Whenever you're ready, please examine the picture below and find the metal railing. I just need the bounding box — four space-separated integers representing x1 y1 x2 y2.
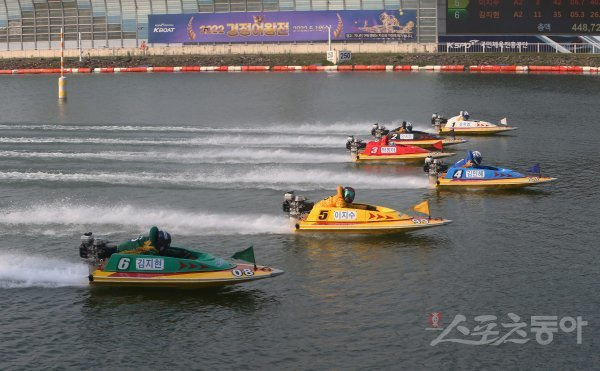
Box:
438 42 600 54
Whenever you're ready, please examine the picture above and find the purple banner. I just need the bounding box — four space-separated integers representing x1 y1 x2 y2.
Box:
148 10 416 43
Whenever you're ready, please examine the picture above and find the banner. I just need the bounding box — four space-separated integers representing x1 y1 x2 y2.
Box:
148 10 416 43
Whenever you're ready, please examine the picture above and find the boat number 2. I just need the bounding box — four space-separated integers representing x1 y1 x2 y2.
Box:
117 257 131 270
232 268 254 277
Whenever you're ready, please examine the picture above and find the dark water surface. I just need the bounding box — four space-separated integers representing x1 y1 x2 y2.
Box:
0 72 598 369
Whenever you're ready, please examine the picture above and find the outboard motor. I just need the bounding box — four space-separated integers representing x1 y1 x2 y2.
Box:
424 157 448 186
346 136 367 161
431 113 447 134
79 232 117 265
370 123 389 139
283 191 314 224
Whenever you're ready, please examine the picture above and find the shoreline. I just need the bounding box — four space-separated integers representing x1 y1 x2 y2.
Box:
1 53 599 70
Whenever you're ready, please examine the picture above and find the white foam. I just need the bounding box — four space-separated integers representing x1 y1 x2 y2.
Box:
0 135 344 148
0 148 348 164
0 253 89 288
0 168 428 190
0 204 290 236
0 122 431 134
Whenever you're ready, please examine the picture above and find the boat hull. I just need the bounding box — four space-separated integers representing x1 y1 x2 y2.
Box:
294 218 452 234
392 138 467 148
436 176 556 189
354 152 454 162
440 126 517 135
89 264 284 288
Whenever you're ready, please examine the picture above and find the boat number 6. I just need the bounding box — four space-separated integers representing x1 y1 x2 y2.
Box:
232 268 254 277
117 257 131 270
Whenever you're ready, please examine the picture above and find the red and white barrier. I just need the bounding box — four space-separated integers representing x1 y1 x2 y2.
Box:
1 65 598 75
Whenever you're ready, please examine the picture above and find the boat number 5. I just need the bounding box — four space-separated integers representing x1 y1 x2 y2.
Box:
117 257 131 270
232 268 254 277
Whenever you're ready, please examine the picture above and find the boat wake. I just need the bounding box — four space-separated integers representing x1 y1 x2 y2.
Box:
0 121 431 135
0 204 291 236
0 148 348 164
0 253 88 288
0 168 428 190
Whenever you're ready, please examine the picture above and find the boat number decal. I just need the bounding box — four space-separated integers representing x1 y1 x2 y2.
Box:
117 258 131 270
411 218 429 224
380 147 397 154
452 169 463 179
465 170 485 178
528 177 540 182
232 268 254 277
399 134 414 140
371 147 378 154
334 210 357 220
135 258 164 271
318 210 329 220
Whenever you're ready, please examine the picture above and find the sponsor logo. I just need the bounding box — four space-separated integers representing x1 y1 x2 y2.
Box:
380 146 397 154
334 210 357 220
465 170 485 178
135 258 165 271
153 23 175 32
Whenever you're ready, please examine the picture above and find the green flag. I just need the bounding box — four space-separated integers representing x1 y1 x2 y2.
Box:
231 246 256 269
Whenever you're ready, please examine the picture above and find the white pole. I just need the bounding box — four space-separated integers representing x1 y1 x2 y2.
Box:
58 27 67 100
78 32 82 62
327 25 331 51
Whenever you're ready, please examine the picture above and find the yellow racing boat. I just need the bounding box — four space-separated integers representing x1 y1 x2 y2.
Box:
432 112 517 135
282 189 451 234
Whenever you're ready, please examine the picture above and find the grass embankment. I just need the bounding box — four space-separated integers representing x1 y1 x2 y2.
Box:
1 53 600 69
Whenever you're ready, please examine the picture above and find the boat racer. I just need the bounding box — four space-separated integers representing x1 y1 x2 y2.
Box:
454 150 482 168
316 186 356 208
117 226 172 255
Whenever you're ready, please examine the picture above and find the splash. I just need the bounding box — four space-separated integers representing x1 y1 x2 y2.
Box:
0 134 345 148
0 253 89 288
0 204 291 236
0 148 348 164
0 168 428 190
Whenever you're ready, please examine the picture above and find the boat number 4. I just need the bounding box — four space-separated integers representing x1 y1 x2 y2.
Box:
232 268 254 277
117 257 131 270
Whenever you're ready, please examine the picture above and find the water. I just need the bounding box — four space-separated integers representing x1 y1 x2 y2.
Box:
0 72 598 369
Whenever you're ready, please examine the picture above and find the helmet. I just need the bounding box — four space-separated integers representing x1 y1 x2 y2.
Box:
343 187 355 203
406 122 413 132
471 151 482 165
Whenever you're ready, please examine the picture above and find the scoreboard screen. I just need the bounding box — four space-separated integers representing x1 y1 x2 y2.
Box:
447 0 600 35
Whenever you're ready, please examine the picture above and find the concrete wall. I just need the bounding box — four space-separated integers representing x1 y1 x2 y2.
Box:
0 42 437 59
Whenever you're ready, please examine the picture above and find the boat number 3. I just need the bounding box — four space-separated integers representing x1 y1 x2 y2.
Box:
117 257 131 270
318 210 329 220
371 147 378 154
232 268 254 277
411 218 429 224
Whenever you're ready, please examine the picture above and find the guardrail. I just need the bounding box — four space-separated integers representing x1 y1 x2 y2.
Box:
438 42 600 54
